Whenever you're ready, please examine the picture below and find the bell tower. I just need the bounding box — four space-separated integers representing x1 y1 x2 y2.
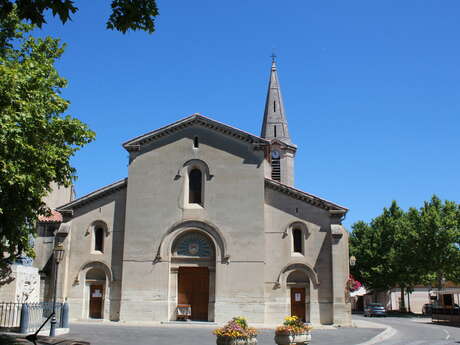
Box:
261 56 297 186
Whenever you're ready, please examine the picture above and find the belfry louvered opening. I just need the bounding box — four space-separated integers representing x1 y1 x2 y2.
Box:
271 158 281 181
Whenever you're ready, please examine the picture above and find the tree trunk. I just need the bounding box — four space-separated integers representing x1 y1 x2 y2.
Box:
437 274 443 291
400 287 406 312
407 291 411 313
436 273 443 306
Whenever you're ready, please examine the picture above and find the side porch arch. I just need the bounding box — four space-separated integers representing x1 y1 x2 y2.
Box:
275 262 321 324
74 261 113 320
276 262 320 289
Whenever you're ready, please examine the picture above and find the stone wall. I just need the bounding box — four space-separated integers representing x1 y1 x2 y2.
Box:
0 265 40 303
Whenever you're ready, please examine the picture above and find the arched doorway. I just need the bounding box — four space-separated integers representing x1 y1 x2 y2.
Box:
86 268 106 319
287 270 310 322
171 231 215 321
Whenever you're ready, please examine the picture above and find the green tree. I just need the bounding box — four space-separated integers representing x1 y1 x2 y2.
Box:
350 219 394 293
416 196 460 289
350 197 460 311
350 201 426 311
0 10 95 270
373 202 424 311
0 0 159 33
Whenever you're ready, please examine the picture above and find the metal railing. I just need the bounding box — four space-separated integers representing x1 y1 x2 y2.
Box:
28 302 62 332
432 307 460 324
432 307 460 315
0 302 68 333
0 302 22 331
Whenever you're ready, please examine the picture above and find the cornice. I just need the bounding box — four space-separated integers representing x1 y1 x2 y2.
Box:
56 178 127 212
265 178 348 212
269 139 297 153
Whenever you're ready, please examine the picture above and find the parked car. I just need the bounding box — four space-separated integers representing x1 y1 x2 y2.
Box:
422 303 434 315
364 303 386 317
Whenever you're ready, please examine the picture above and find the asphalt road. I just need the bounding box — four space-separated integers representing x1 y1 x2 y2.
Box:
65 322 381 345
354 314 460 345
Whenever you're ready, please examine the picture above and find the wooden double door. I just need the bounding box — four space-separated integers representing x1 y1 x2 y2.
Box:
178 267 209 321
291 288 306 322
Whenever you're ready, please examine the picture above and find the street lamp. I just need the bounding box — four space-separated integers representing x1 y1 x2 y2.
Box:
349 256 356 267
50 242 65 337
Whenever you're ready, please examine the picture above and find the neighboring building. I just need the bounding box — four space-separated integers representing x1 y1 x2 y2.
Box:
353 283 460 314
42 182 75 211
388 284 460 313
34 60 351 326
0 183 73 304
35 183 74 302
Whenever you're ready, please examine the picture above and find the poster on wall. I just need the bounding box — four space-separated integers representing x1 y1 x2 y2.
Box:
92 289 102 298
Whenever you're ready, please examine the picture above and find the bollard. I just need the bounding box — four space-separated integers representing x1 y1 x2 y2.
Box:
60 302 69 328
19 303 30 334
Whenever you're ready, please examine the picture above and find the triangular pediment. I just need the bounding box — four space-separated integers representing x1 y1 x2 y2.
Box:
123 114 269 152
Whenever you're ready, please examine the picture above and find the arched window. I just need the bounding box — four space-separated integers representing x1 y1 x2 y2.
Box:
293 228 303 254
189 169 202 205
172 232 214 258
94 227 104 252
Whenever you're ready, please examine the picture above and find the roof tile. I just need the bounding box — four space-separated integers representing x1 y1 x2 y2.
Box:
38 210 63 223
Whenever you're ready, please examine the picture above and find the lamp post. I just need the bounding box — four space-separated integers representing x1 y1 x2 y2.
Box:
348 256 358 309
50 242 65 337
349 256 356 267
441 276 446 307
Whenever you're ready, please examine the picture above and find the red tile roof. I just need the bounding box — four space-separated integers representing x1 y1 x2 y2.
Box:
38 210 63 223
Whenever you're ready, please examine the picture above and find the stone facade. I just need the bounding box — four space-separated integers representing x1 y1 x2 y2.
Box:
34 61 351 326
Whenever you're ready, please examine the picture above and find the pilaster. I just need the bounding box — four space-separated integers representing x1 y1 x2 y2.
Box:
309 279 320 324
330 217 352 326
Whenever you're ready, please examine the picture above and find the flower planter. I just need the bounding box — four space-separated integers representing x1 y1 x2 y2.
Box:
274 334 294 345
213 317 258 345
293 332 311 344
216 336 257 345
274 332 311 345
274 316 312 345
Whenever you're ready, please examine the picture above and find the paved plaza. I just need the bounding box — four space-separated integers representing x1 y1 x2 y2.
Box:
10 315 460 345
64 322 382 345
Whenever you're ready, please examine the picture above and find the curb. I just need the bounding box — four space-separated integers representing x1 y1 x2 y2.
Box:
355 324 396 345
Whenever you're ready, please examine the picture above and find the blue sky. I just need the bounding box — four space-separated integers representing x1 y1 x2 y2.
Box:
36 1 460 228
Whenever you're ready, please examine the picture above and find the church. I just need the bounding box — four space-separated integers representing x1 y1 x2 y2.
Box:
35 60 352 326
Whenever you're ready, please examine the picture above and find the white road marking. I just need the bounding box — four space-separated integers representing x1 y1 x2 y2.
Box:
443 329 450 340
355 325 397 345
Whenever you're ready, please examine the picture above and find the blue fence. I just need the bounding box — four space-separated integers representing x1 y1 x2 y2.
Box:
0 302 69 333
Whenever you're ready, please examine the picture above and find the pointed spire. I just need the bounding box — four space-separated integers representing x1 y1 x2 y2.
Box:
261 56 292 144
